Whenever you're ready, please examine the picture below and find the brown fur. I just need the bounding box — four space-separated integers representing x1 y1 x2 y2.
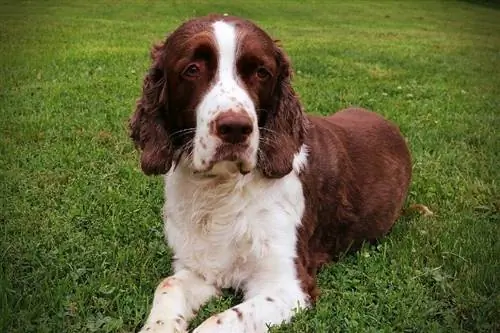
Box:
296 110 412 300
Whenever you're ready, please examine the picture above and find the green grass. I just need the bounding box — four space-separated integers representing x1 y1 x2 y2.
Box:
1 1 499 332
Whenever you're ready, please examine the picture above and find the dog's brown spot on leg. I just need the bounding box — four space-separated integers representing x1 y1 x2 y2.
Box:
161 277 176 288
232 307 243 320
266 296 274 302
216 317 222 325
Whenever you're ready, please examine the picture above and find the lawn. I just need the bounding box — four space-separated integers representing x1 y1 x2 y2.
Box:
1 0 499 332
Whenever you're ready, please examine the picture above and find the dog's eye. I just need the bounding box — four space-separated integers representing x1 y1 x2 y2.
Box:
183 64 201 78
255 67 271 80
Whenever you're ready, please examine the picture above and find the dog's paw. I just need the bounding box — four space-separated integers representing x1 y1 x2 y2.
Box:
138 317 187 333
193 308 255 333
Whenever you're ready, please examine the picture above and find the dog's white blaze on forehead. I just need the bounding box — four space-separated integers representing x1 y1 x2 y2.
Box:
212 21 237 84
204 20 254 113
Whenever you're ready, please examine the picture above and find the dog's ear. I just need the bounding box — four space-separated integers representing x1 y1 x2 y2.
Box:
130 43 173 175
257 43 307 178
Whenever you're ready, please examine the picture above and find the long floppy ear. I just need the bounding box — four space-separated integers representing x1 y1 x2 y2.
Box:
257 43 307 178
130 43 173 175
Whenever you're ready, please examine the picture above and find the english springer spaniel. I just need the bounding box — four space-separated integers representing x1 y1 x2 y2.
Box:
130 14 411 333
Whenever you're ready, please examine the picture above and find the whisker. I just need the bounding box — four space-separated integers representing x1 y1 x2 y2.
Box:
169 127 196 138
258 138 275 147
169 128 196 140
258 127 280 136
172 128 196 135
258 136 274 143
259 135 277 144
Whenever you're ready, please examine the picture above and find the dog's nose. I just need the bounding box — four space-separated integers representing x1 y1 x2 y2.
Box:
214 111 253 144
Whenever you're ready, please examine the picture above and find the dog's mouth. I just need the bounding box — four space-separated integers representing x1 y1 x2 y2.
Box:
192 161 252 177
193 144 255 176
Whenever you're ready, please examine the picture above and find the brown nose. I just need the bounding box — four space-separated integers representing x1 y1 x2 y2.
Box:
214 111 253 144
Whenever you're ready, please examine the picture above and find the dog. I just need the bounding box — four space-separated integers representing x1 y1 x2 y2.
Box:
130 14 411 333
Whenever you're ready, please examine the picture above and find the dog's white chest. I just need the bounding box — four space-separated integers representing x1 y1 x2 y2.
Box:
162 168 305 288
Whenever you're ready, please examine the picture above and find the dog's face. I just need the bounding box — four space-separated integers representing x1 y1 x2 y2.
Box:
130 15 305 177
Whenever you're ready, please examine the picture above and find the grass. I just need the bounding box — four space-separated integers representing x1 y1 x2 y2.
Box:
1 0 499 332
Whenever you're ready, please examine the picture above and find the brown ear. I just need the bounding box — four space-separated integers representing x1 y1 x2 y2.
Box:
257 44 307 178
130 43 173 175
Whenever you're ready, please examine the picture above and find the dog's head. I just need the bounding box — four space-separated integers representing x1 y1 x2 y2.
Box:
130 15 306 178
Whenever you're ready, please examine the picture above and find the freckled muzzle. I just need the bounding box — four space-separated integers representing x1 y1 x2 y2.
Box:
204 109 257 175
193 107 258 175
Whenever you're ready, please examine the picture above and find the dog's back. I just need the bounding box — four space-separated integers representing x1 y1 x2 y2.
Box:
326 108 412 212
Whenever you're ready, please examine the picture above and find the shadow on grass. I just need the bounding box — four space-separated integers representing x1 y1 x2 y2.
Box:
459 0 500 10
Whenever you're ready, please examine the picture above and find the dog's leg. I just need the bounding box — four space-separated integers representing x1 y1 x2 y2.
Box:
139 269 220 333
193 275 307 333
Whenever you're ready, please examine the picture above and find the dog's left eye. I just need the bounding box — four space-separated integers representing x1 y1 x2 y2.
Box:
255 66 271 80
183 64 201 78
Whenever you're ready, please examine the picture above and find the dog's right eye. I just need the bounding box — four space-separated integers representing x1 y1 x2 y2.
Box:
182 64 201 79
255 66 271 81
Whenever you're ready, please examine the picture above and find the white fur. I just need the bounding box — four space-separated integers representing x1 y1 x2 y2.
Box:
293 144 309 173
192 21 259 173
139 145 309 333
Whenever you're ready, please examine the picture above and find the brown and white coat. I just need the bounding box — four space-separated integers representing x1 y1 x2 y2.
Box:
130 15 411 333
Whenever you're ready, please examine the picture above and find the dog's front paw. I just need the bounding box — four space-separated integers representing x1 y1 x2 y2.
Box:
138 317 187 333
193 307 256 333
192 315 226 333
